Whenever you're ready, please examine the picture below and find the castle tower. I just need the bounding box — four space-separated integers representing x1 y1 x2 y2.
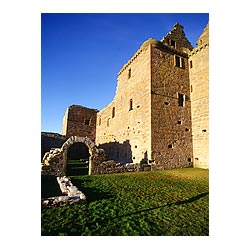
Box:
150 22 193 167
95 23 194 168
189 24 209 168
62 105 98 141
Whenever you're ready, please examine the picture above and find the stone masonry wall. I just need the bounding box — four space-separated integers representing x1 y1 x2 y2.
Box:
62 105 98 141
41 132 66 161
41 136 106 176
150 27 193 168
96 39 152 164
189 24 209 168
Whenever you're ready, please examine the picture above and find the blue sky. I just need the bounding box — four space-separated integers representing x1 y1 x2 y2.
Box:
41 13 209 133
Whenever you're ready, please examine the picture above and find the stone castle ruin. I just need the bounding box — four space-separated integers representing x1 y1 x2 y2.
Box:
42 22 209 176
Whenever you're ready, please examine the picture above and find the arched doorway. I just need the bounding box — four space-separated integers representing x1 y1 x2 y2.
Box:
66 142 90 176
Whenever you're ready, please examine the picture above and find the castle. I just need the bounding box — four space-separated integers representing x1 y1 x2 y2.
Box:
61 22 209 169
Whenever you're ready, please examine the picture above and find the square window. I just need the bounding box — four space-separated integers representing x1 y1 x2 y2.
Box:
85 119 90 125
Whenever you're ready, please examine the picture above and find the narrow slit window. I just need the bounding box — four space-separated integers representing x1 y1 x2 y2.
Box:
190 60 193 69
178 93 185 107
112 107 115 118
107 118 110 127
129 98 133 111
99 117 101 126
128 68 131 79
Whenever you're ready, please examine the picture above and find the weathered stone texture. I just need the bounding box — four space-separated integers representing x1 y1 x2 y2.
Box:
95 40 152 164
41 132 66 161
41 176 87 207
189 24 209 168
62 105 98 141
41 136 107 176
150 33 193 168
57 22 209 171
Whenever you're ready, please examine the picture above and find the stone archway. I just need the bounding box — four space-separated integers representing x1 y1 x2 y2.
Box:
61 136 96 176
41 136 107 176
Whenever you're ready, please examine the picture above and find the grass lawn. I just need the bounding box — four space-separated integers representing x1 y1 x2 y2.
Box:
41 168 209 236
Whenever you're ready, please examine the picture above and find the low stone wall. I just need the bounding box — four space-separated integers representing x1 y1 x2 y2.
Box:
91 161 190 175
41 176 87 208
91 161 157 175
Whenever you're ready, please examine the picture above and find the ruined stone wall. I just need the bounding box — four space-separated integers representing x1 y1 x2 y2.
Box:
41 132 66 161
150 41 193 168
96 40 152 164
41 136 107 176
62 105 98 141
189 24 209 169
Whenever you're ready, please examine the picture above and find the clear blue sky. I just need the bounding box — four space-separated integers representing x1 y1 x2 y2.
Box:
41 13 209 134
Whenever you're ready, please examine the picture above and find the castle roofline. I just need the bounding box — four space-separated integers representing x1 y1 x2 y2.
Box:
118 38 159 76
68 104 99 112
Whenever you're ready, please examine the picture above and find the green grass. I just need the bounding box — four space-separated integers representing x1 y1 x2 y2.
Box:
41 168 209 236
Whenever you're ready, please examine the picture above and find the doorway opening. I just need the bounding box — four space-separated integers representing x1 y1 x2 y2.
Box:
66 142 90 176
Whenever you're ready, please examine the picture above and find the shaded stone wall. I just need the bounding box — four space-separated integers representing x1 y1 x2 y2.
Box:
189 24 209 168
62 105 98 141
96 40 152 164
41 132 66 161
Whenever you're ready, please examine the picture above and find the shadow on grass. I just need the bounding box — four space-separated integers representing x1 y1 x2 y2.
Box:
70 178 114 203
41 175 63 198
87 192 209 226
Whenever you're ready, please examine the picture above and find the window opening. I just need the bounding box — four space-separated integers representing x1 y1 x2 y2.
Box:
170 40 176 48
178 93 184 107
112 107 115 118
107 118 110 127
175 55 181 67
129 98 133 111
175 55 185 68
168 144 173 149
190 60 193 69
128 68 131 79
85 119 90 125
